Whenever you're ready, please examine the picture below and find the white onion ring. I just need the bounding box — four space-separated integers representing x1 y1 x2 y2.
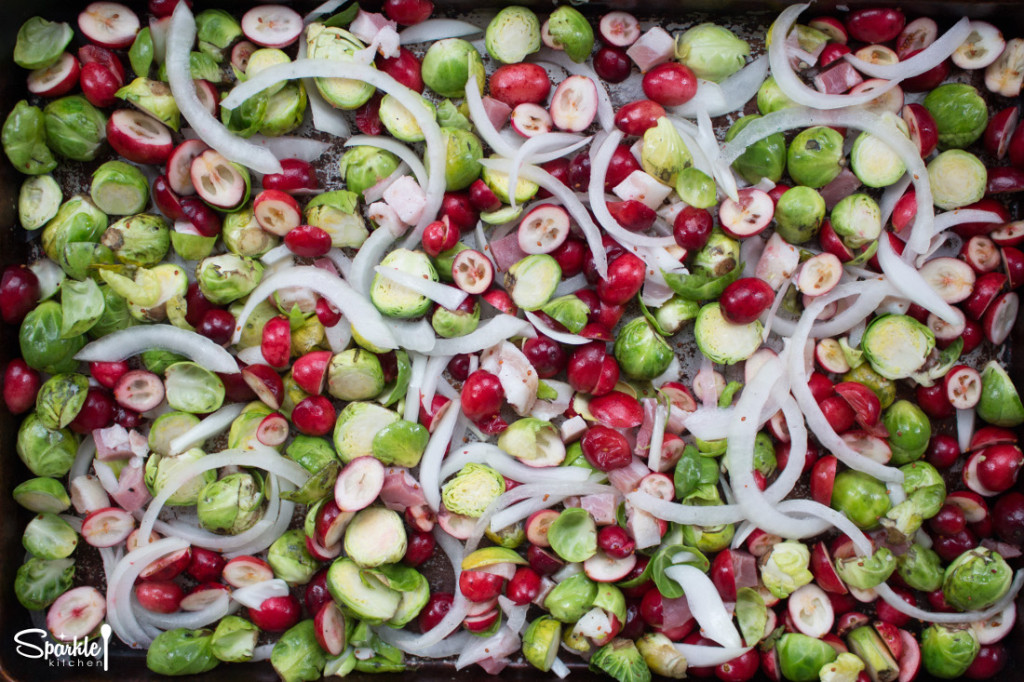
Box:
168 403 245 455
231 578 290 609
399 18 482 44
134 591 232 630
625 491 746 526
439 442 592 484
844 17 971 79
524 310 592 346
508 133 589 209
108 537 189 647
374 265 468 310
420 396 462 512
674 644 754 667
877 234 962 325
76 325 239 373
664 564 743 647
427 314 535 356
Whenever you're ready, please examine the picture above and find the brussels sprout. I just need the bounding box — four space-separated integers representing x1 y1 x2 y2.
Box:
927 150 987 210
820 652 865 682
651 296 699 335
90 161 149 216
269 620 326 682
261 83 308 137
546 507 597 562
642 117 693 187
694 302 763 365
371 249 438 319
344 507 407 568
942 547 1012 611
846 626 898 682
378 93 436 143
436 99 472 131
19 301 85 374
614 317 674 380
497 417 565 467
861 314 935 380
843 363 895 409
284 435 336 475
761 541 813 599
831 470 890 530
674 23 750 82
537 295 587 334
921 624 979 679
338 146 401 197
441 463 506 518
128 25 154 77
347 621 405 673
757 76 797 115
303 190 366 249
546 7 595 63
485 7 541 65
326 349 385 401
441 127 484 191
635 632 687 678
334 402 400 462
506 254 561 311
90 285 133 337
523 615 562 672
674 167 717 208
210 615 258 663
13 477 71 514
219 205 276 257
19 175 62 230
14 17 72 69
197 472 265 535
482 161 539 204
306 23 375 110
884 462 945 540
694 229 740 277
787 126 845 189
683 522 735 554
23 512 77 560
589 638 652 682
149 411 201 456
35 373 89 430
145 448 216 506
326 557 401 623
164 362 225 414
897 543 945 592
14 557 74 610
977 360 1024 426
545 573 598 623
3 101 57 176
835 547 897 589
221 92 268 138
368 563 427 627
432 300 480 338
102 213 171 268
155 50 224 83
196 9 243 59
851 127 907 188
883 400 931 466
17 412 77 478
246 48 291 93
772 185 826 244
143 348 187 375
60 278 104 338
115 78 180 131
827 196 880 252
197 254 264 305
776 633 838 682
726 115 786 185
147 628 219 676
372 420 429 467
267 528 321 585
923 84 988 149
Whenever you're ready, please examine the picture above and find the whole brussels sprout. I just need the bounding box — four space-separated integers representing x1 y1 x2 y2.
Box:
306 23 375 110
261 83 308 137
431 300 480 338
211 615 259 663
441 463 506 517
35 373 89 429
761 541 814 599
42 195 108 267
327 349 385 401
774 186 826 244
338 146 401 197
831 193 881 249
422 39 486 99
195 9 242 58
942 547 1013 611
91 161 150 216
42 96 106 161
694 229 740 277
17 412 78 478
923 84 988 149
145 448 217 506
343 507 407 567
19 175 61 232
304 190 368 248
197 254 264 305
921 624 979 679
15 557 74 610
370 249 438 319
614 317 674 381
897 543 945 592
442 127 483 190
787 126 845 188
334 402 400 462
977 360 1024 427
14 17 72 69
3 101 56 175
883 400 931 466
674 23 750 82
544 573 598 623
102 214 171 267
147 628 219 676
683 522 735 554
776 633 838 682
272 620 327 682
197 472 265 534
589 639 651 682
642 117 693 187
546 7 595 63
485 7 541 65
726 115 786 185
831 470 890 529
268 529 321 585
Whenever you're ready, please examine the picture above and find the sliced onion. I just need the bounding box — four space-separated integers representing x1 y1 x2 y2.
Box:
669 118 714 177
388 318 437 355
551 657 571 679
957 407 976 453
76 325 239 373
671 58 768 118
375 266 468 310
498 596 528 634
764 392 808 504
419 353 452 408
304 0 346 23
875 572 1024 624
135 591 232 630
626 491 745 526
879 175 913 226
674 644 754 668
246 134 332 163
296 38 351 138
231 578 290 609
261 244 293 266
405 350 428 423
108 537 190 647
589 132 678 249
169 403 245 455
224 478 296 559
473 482 615 549
663 565 742 647
524 310 591 345
427 314 535 356
508 133 589 209
877 234 962 325
455 625 520 670
777 499 874 555
440 442 592 484
553 273 589 298
768 277 893 339
351 222 402 296
646 403 668 473
98 546 122 588
930 208 1004 239
346 135 428 189
399 18 482 44
231 265 398 350
324 248 354 280
845 17 971 79
464 73 518 158
70 437 97 481
680 405 734 441
420 396 461 512
376 628 475 658
168 4 281 174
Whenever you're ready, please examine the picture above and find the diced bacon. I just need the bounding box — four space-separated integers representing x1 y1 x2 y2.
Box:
560 415 587 443
488 232 528 272
312 258 340 276
634 399 658 456
819 167 863 210
580 493 618 525
626 27 675 73
813 61 864 95
733 549 760 590
93 425 134 461
481 96 512 131
981 538 1023 559
111 457 151 512
608 456 652 494
128 430 149 459
479 657 510 675
661 595 694 630
613 170 674 210
367 201 406 237
349 10 398 45
383 176 428 225
563 496 581 509
380 467 428 512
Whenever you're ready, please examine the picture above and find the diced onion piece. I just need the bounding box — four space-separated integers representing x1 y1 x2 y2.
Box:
169 403 245 455
346 135 428 190
399 18 482 44
844 17 971 79
167 4 282 174
674 644 754 668
551 657 571 679
108 537 189 647
76 325 239 373
876 235 962 325
375 266 468 310
663 564 743 648
427 314 536 356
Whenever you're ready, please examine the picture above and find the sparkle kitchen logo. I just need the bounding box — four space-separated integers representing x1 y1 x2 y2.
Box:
14 623 112 670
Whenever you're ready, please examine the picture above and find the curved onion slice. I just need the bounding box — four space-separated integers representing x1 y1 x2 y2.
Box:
931 208 1004 238
768 278 893 340
388 318 437 356
480 482 616 540
399 18 482 44
455 625 520 670
225 478 296 559
108 537 190 647
168 4 282 174
230 265 398 350
296 38 351 138
626 491 745 526
464 73 519 158
420 397 461 512
375 628 475 658
440 442 592 484
508 133 589 209
764 392 808 504
420 353 452 407
674 644 754 668
427 314 536 356
524 310 592 345
169 403 245 455
245 134 331 163
876 235 962 325
70 437 97 482
845 17 971 79
351 223 402 296
777 499 875 555
374 266 468 310
76 325 239 373
769 4 902 110
646 404 668 473
679 56 768 118
663 564 743 647
721 106 934 256
134 591 232 630
875 572 1024 624
346 135 428 189
231 578 290 609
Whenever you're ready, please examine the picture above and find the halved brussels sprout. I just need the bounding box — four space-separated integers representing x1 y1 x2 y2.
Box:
334 402 400 462
375 564 429 627
642 117 693 187
327 349 385 401
977 360 1024 427
271 620 327 682
548 507 598 562
371 420 429 467
222 92 268 138
35 373 88 430
145 448 217 506
942 547 1013 611
726 115 786 185
261 83 308 137
761 540 813 599
223 205 279 257
776 633 838 682
14 17 72 70
3 101 56 176
861 314 935 380
304 190 368 248
835 548 897 589
442 463 506 517
195 8 242 58
13 477 71 514
370 249 438 319
165 362 225 414
482 159 540 205
831 193 881 249
380 93 437 143
149 411 201 456
15 556 74 610
211 615 259 663
17 412 78 478
432 300 480 338
498 418 565 467
306 23 375 110
851 126 907 188
674 167 717 209
506 255 561 311
485 7 541 65
927 150 988 211
614 317 674 381
60 278 104 338
546 7 595 63
197 254 264 305
757 76 797 115
544 573 598 623
344 507 407 568
197 472 265 534
116 78 179 131
523 616 562 672
674 23 750 82
327 557 401 624
147 628 220 676
23 512 78 560
268 529 321 585
636 632 687 678
19 175 62 230
91 161 150 216
694 302 763 365
338 146 401 197
246 48 291 94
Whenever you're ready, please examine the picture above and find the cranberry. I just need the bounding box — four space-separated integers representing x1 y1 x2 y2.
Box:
874 585 914 627
639 588 666 626
468 179 501 213
3 359 41 415
593 45 632 83
807 373 834 402
581 425 633 471
291 395 337 436
112 404 142 430
606 145 642 191
961 317 984 354
528 544 564 575
445 354 470 381
642 62 698 106
135 581 184 614
262 158 318 194
315 297 342 328
597 253 646 306
187 547 226 583
440 191 478 232
148 0 191 17
421 219 460 257
284 224 332 258
916 383 955 420
976 444 1024 492
966 644 1008 678
597 525 635 558
845 8 905 43
925 434 961 469
460 370 504 421
566 154 592 194
522 336 568 379
932 529 977 562
820 42 852 67
673 206 714 251
819 395 856 433
506 566 542 605
0 266 40 324
620 599 645 640
305 569 332 615
419 592 454 632
249 594 301 632
551 237 586 277
404 530 435 567
69 388 115 433
377 47 424 93
196 309 236 346
567 342 620 396
184 281 219 328
719 277 775 324
79 62 120 107
928 503 967 536
383 0 433 25
993 491 1024 545
541 158 571 192
715 649 760 682
355 94 384 135
615 100 667 136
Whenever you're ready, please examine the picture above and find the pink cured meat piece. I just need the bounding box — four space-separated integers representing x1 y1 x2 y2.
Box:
634 399 658 457
608 456 652 494
819 167 863 210
380 467 428 512
489 232 529 271
111 458 151 512
93 424 134 461
813 61 865 95
626 27 675 73
732 549 760 590
580 493 618 525
349 10 398 45
482 96 512 131
661 595 694 630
